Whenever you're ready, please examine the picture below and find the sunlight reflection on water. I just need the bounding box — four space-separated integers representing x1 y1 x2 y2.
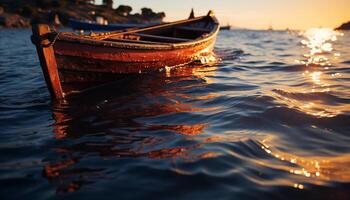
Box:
298 28 342 66
266 28 350 190
1 29 350 199
280 28 347 117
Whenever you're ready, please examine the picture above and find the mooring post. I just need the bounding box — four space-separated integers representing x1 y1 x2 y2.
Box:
32 24 64 100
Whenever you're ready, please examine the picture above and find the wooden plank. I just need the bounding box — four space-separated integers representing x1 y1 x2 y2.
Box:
32 24 64 100
133 33 190 43
176 26 211 32
105 37 171 45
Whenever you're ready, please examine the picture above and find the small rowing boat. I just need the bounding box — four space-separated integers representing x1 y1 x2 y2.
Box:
31 10 219 100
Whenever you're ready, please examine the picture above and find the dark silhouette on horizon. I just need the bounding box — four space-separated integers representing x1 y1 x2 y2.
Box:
336 21 350 30
0 0 165 28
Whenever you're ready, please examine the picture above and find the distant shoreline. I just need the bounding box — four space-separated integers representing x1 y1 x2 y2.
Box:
0 0 165 29
336 21 350 30
1 1 349 31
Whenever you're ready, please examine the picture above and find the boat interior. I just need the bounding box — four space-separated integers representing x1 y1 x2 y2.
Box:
100 16 218 44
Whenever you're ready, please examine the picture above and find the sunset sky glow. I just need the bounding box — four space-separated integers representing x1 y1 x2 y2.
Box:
97 0 350 30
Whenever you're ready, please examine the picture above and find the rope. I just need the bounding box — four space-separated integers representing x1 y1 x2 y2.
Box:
31 30 60 48
41 32 60 48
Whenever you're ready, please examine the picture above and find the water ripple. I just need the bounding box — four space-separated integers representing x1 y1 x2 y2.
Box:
1 29 350 199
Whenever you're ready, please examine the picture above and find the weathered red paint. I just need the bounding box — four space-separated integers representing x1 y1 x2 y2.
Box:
32 12 219 98
32 24 64 99
54 39 215 74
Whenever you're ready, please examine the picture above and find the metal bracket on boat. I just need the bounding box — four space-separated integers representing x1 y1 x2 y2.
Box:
31 31 59 48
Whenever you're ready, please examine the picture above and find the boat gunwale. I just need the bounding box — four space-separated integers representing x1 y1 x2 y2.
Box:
57 15 220 50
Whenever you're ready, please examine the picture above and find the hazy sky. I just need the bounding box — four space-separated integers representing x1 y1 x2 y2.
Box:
97 0 349 30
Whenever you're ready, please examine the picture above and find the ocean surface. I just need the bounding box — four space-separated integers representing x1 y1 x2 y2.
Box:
0 28 349 200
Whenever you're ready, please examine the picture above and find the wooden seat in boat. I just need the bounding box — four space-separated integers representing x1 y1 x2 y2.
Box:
175 26 211 33
106 37 170 45
132 33 190 43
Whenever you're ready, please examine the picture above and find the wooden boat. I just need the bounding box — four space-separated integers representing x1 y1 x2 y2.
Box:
68 18 153 31
31 11 219 100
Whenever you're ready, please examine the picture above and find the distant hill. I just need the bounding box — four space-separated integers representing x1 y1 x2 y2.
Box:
336 21 350 30
0 0 165 28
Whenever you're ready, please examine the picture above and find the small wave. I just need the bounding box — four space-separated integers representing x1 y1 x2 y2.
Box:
272 89 350 105
273 64 308 72
242 60 266 65
269 61 287 65
216 65 249 72
277 54 294 57
214 48 244 60
207 83 259 92
240 64 318 72
261 106 350 128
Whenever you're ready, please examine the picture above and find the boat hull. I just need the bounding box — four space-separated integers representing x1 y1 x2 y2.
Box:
32 11 220 99
54 38 216 74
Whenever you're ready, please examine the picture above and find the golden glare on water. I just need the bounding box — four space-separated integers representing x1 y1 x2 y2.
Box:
299 28 342 66
272 28 349 118
263 28 349 187
260 138 350 186
310 71 322 85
